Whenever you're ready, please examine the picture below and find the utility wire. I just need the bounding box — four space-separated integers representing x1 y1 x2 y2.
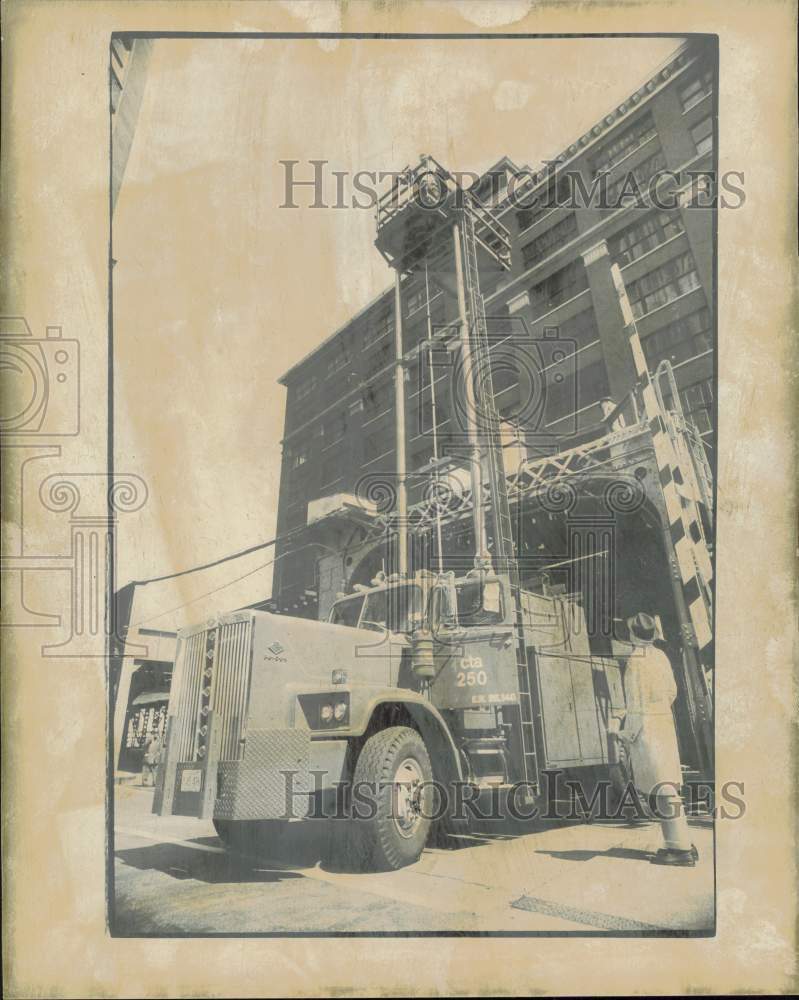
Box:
129 535 331 628
130 556 279 629
127 524 308 588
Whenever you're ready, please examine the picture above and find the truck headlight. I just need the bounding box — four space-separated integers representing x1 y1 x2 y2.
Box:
302 693 350 728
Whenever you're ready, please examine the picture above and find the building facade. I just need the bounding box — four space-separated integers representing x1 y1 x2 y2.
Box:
273 38 716 620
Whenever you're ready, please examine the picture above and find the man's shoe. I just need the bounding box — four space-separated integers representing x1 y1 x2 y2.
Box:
651 844 698 867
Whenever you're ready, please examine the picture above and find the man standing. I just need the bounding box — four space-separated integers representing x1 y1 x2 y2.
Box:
141 732 163 787
620 612 698 867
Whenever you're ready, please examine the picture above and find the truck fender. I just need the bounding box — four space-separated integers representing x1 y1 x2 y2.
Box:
404 701 464 784
356 694 464 783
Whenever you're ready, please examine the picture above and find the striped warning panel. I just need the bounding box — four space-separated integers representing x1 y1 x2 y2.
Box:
645 384 711 648
612 265 713 651
640 363 713 650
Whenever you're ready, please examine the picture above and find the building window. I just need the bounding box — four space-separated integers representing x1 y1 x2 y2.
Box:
416 391 434 433
626 251 701 318
324 412 346 446
405 300 446 356
492 366 519 396
406 285 441 317
555 306 599 346
321 455 343 488
290 444 309 469
590 113 657 176
364 311 393 349
326 349 350 377
294 374 318 403
679 379 713 435
514 170 570 229
691 116 713 156
529 259 589 315
609 210 684 266
520 213 578 270
680 68 713 111
363 380 390 420
365 342 392 379
641 306 712 367
575 358 610 410
406 288 426 315
285 502 307 529
605 148 667 208
365 429 390 463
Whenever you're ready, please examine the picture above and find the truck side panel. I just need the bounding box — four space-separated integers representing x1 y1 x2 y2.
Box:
529 651 623 769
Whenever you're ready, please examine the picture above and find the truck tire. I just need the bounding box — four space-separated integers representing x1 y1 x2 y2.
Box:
350 726 433 871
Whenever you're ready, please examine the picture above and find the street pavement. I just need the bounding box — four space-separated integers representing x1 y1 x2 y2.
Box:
113 783 714 935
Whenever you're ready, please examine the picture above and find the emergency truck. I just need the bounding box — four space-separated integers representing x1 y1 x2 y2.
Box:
153 157 712 870
153 568 626 870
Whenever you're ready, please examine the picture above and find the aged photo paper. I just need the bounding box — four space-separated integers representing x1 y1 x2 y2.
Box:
2 0 796 996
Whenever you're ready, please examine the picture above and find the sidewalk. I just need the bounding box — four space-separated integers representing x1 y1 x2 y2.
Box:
114 784 714 933
114 770 142 786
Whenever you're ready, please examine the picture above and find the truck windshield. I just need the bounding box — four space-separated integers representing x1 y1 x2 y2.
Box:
361 585 423 634
329 594 364 628
456 580 504 627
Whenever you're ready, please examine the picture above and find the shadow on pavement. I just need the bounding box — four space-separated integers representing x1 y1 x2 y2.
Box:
116 809 698 882
535 846 655 863
115 839 305 884
213 812 615 875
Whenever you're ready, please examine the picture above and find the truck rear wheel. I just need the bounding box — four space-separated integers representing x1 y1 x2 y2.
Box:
350 726 433 871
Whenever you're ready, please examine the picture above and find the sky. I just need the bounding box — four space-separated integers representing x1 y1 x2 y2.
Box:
113 34 683 592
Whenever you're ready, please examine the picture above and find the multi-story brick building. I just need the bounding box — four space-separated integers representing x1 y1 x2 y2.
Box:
273 37 716 624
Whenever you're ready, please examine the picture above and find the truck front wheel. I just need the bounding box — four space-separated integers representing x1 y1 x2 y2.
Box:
350 726 433 871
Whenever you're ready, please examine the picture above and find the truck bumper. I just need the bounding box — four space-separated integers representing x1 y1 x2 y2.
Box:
154 729 349 821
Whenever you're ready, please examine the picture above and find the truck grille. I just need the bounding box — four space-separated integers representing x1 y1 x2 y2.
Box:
169 613 254 763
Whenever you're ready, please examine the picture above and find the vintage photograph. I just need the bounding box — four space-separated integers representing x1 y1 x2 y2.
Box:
109 31 719 936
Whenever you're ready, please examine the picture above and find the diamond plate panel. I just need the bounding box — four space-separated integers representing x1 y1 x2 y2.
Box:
511 895 664 932
214 729 312 820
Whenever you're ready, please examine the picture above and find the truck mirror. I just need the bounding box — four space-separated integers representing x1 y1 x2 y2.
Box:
483 579 501 614
431 576 457 628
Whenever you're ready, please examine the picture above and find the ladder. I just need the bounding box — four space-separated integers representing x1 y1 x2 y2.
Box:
460 204 541 795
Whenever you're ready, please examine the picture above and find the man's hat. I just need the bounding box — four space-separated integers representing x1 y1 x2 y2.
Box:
627 612 657 644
